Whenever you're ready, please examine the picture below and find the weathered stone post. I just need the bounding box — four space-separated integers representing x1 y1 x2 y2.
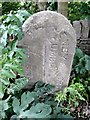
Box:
21 11 76 91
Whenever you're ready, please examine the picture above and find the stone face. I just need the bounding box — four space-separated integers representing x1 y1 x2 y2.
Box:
21 11 76 90
73 21 81 40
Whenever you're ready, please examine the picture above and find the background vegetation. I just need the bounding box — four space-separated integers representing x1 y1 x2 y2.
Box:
1 1 90 21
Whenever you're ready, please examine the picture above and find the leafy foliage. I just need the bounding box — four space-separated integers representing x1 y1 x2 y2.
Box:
70 48 90 101
19 1 38 14
0 81 74 119
12 92 35 118
57 83 84 100
55 83 89 118
2 1 38 15
68 2 90 21
56 83 86 105
12 92 52 118
0 11 30 47
72 48 90 74
2 2 21 15
0 10 30 97
0 10 30 119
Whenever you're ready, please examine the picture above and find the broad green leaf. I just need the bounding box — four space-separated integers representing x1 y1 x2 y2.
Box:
0 111 6 119
12 91 34 115
74 101 79 107
10 115 18 120
16 48 26 61
0 92 4 99
12 97 20 114
28 103 52 118
79 95 85 101
20 92 34 110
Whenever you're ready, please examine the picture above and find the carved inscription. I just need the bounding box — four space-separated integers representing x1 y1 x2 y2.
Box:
43 38 57 82
43 38 64 86
60 31 72 60
43 31 72 87
49 38 58 70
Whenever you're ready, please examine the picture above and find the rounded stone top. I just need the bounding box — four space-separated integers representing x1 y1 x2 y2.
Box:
22 10 76 41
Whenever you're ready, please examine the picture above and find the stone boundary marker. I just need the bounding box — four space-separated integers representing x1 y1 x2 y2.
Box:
73 20 90 55
73 20 89 40
21 11 76 90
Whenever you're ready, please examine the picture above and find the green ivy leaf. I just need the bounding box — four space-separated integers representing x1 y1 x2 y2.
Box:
16 10 30 23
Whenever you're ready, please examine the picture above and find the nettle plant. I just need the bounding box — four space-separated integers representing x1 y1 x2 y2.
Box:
0 10 30 119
